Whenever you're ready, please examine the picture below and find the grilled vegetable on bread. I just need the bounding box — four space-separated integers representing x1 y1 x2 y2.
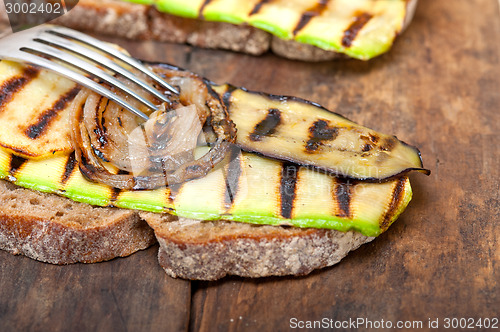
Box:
52 0 418 61
0 56 428 278
0 60 426 237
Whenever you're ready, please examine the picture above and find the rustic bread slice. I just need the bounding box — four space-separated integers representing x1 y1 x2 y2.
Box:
53 0 150 39
2 0 417 60
0 1 8 35
142 213 373 280
52 0 417 61
148 8 271 55
0 180 156 264
0 175 373 279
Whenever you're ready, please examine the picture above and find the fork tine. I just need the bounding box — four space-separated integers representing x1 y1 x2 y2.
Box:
47 25 179 95
36 32 171 104
23 40 159 113
8 51 149 120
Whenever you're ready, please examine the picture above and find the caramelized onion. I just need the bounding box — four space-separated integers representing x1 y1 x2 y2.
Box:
70 66 236 190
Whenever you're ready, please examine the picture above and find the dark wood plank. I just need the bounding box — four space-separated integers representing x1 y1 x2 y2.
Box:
187 0 500 330
0 245 191 332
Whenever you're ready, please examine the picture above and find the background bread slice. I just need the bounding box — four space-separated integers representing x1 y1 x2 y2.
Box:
148 8 271 55
271 38 346 62
1 0 418 60
53 0 150 40
52 0 418 61
143 214 373 280
0 180 156 264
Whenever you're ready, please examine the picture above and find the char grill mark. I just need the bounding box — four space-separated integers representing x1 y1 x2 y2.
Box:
224 146 243 211
24 87 81 139
110 187 122 202
198 0 213 18
9 154 28 177
360 133 379 153
249 0 272 15
293 0 330 36
369 134 379 144
380 137 397 152
111 170 131 200
100 99 110 133
280 162 298 219
61 152 77 185
380 177 407 230
167 184 182 206
78 154 98 180
93 97 108 148
0 67 39 112
342 12 373 47
334 177 353 218
249 108 282 142
305 119 339 153
222 85 237 113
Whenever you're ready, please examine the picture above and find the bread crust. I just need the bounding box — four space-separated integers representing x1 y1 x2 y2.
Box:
0 180 156 264
143 215 373 280
53 0 150 39
53 0 418 61
148 9 270 55
271 37 345 62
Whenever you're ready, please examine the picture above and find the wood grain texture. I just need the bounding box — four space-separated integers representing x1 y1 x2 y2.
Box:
0 0 498 331
0 246 191 332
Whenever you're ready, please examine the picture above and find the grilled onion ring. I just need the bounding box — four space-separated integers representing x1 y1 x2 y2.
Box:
70 66 236 190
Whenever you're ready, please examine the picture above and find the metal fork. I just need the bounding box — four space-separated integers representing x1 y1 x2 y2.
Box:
0 25 179 120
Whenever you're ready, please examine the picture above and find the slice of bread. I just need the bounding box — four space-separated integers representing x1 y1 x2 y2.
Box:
0 178 373 279
1 0 418 60
52 0 418 61
0 180 156 264
53 0 271 56
142 214 373 280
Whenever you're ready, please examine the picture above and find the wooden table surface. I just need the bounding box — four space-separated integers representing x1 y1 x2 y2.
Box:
0 0 498 331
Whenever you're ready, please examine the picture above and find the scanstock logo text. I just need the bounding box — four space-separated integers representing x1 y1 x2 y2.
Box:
3 0 79 32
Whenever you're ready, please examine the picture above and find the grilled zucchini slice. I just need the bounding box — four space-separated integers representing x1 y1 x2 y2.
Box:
216 85 428 181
